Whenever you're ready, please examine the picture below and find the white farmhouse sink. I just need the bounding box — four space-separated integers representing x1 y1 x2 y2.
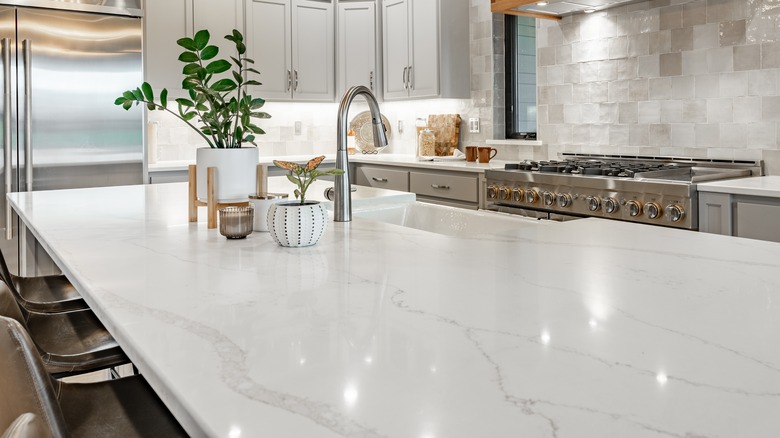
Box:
353 201 548 237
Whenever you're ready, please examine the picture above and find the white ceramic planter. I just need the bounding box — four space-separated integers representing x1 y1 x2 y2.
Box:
268 201 327 247
196 147 259 203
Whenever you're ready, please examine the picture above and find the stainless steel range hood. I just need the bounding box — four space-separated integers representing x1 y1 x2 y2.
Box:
492 0 644 20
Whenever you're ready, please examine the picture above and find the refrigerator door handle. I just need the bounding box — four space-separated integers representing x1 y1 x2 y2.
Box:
3 38 11 240
23 39 31 193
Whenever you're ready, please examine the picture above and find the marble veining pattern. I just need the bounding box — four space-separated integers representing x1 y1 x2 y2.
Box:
8 183 780 437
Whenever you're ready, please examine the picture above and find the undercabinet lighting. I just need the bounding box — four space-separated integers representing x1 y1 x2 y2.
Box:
584 8 596 13
537 1 548 5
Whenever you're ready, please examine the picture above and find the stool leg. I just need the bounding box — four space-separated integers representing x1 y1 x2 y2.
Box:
188 165 198 222
207 167 217 229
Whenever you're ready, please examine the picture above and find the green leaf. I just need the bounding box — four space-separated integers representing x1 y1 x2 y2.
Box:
182 77 198 90
160 88 168 108
176 37 197 51
178 51 199 63
236 42 246 55
230 56 242 68
183 111 197 121
114 97 127 105
248 125 265 135
232 29 243 42
245 67 260 75
232 71 244 84
131 88 144 100
175 98 195 107
244 134 255 143
294 189 301 200
122 91 135 100
200 45 219 61
250 111 271 119
286 174 301 186
189 89 197 100
122 100 132 110
182 63 202 75
244 80 261 87
147 102 156 111
211 79 237 92
194 30 210 50
196 103 208 112
206 59 231 74
250 98 265 109
141 82 154 101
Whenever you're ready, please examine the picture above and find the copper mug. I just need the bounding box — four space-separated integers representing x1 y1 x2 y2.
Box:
477 147 498 163
465 146 478 162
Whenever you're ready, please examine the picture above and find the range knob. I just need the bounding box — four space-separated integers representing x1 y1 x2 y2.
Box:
542 191 556 206
487 185 498 199
499 186 512 200
525 189 539 204
646 202 662 219
557 193 573 208
627 200 643 217
666 204 685 222
512 188 524 202
586 195 601 212
604 197 619 214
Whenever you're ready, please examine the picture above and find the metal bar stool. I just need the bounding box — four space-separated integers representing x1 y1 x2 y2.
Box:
0 282 128 378
0 248 87 313
0 316 187 437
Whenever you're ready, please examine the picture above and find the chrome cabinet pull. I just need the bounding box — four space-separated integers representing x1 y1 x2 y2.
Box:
293 70 299 92
431 184 450 190
286 69 292 92
402 67 408 90
369 70 374 91
23 40 32 193
408 65 413 90
3 38 11 240
372 177 388 182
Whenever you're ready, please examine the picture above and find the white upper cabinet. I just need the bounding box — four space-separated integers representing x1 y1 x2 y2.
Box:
337 1 377 98
247 0 335 102
145 0 244 95
382 0 469 101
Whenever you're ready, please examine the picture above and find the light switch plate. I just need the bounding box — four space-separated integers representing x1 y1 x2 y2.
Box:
294 121 302 136
468 118 480 133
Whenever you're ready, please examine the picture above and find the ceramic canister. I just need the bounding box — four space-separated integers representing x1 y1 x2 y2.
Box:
248 193 289 232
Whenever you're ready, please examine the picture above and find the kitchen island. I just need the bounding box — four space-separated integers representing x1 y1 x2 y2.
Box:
8 183 780 437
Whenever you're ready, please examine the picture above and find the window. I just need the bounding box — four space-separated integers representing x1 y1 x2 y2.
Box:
505 15 537 139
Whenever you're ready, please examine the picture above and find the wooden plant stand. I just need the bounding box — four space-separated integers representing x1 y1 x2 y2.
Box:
188 164 267 229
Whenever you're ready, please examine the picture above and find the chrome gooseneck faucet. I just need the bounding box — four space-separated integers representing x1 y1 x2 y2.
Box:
334 86 387 222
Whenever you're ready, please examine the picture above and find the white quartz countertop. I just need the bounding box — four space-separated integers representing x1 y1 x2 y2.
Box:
149 153 508 174
8 184 780 437
697 175 780 198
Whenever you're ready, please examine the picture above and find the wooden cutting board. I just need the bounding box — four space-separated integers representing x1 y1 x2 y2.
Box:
427 114 461 156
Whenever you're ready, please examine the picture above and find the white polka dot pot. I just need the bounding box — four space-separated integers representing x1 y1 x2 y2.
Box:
267 201 327 247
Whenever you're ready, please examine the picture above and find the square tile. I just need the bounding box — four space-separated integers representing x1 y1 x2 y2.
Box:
629 79 649 101
733 96 761 123
638 100 662 123
609 80 630 102
693 23 719 50
649 77 673 99
683 0 707 27
629 124 649 146
707 98 733 122
719 72 748 98
695 123 720 147
762 96 780 122
659 5 682 30
706 47 733 73
719 20 746 47
695 74 720 98
733 44 760 71
762 42 780 69
682 50 709 75
599 102 619 123
660 100 683 122
619 102 638 123
748 69 777 96
671 76 696 99
649 124 672 146
671 27 693 52
683 99 707 122
719 123 747 147
671 123 696 147
638 54 660 77
660 52 682 76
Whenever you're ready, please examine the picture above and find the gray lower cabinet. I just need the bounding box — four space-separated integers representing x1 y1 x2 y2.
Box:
353 164 481 209
699 192 780 243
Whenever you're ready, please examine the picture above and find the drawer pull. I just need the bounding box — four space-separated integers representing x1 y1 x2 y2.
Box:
372 177 388 182
431 184 450 190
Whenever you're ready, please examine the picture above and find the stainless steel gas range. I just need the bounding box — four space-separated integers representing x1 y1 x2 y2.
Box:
485 154 763 230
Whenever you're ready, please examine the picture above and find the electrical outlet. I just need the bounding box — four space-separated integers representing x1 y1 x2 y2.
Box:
294 121 302 136
397 120 404 134
468 118 480 133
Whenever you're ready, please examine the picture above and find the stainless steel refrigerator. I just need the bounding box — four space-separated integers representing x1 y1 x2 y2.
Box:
0 0 144 273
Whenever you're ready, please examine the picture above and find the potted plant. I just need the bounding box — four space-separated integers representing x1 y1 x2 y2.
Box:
268 156 344 247
114 29 270 202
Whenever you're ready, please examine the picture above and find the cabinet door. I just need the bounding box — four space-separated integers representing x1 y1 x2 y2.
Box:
337 2 376 97
144 0 190 93
247 0 293 100
292 0 335 101
409 0 439 98
192 0 243 60
382 0 410 100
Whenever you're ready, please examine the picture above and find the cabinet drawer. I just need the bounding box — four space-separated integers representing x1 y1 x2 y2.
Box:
410 171 478 203
354 166 409 192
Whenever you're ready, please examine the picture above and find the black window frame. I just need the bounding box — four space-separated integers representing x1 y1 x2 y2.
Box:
504 14 537 140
